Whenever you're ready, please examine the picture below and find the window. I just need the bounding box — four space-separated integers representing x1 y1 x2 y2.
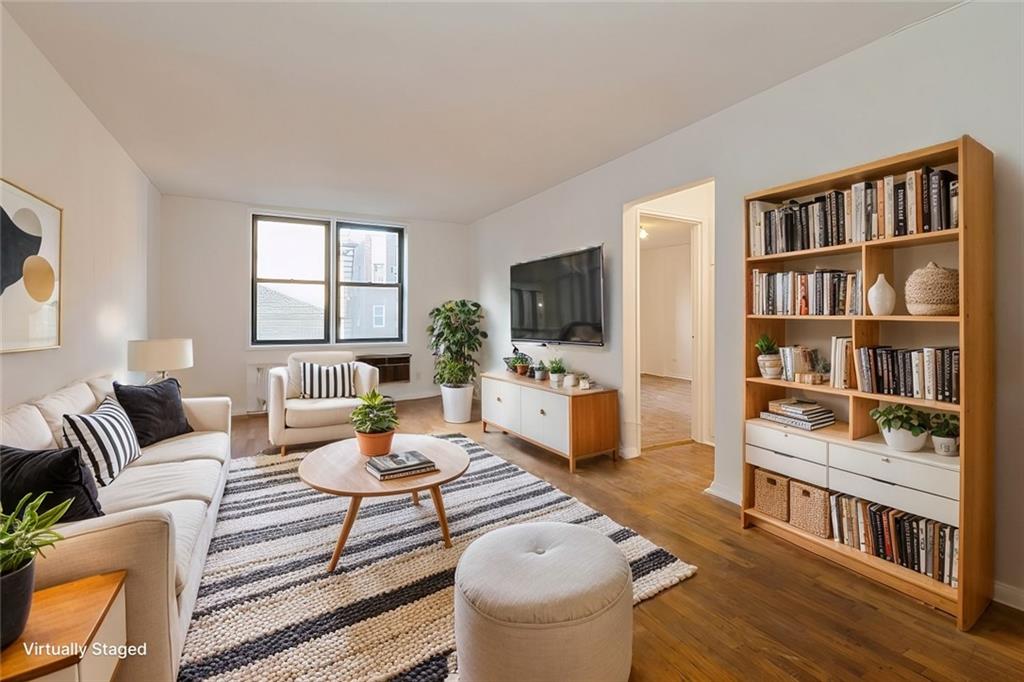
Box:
337 223 403 342
251 216 404 345
251 215 329 345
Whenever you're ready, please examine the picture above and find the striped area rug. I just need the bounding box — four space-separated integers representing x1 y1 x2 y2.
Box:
178 435 696 681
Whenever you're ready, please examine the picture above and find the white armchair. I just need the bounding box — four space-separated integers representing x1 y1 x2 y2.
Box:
267 351 380 455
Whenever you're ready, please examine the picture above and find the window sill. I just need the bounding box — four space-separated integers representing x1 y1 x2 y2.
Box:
247 341 409 352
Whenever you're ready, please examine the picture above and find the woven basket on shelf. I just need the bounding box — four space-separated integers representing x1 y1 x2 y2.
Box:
789 480 831 538
905 262 959 315
753 469 790 521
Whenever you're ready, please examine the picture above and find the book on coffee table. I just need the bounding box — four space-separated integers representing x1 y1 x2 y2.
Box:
365 450 438 480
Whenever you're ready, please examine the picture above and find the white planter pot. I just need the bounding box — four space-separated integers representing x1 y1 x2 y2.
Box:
549 373 564 387
562 373 578 387
880 426 927 452
932 435 959 457
440 384 474 424
757 354 783 379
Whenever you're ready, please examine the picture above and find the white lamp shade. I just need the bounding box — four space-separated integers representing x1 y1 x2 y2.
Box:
127 338 194 373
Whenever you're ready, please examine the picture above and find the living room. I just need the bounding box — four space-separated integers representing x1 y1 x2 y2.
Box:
2 3 1023 681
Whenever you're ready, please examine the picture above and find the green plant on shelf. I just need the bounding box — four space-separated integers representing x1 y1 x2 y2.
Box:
509 356 530 367
547 358 567 374
754 334 778 355
930 412 960 438
869 404 930 436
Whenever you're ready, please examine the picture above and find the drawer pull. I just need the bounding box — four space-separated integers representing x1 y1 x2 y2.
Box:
496 397 502 403
881 457 891 463
772 451 794 459
801 489 811 498
539 409 546 416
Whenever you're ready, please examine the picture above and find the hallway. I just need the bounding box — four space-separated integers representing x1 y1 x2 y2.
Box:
640 373 691 448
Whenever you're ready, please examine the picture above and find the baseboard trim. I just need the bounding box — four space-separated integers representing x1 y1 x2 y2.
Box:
704 480 741 505
994 581 1024 611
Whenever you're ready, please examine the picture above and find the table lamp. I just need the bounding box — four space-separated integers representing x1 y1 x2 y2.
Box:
127 338 193 382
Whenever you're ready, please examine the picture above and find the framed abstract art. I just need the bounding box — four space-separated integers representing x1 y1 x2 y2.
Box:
1 179 62 352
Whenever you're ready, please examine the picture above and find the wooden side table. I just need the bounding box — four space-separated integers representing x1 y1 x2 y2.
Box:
1 571 127 682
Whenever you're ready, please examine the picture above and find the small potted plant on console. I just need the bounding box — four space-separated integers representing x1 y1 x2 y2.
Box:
1 493 72 648
547 358 566 387
351 389 399 456
511 356 530 376
533 361 548 381
869 404 930 452
755 334 782 379
930 412 960 457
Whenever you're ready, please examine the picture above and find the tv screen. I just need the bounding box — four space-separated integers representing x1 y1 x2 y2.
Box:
511 245 604 345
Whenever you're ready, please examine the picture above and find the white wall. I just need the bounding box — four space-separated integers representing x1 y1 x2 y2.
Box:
0 10 160 408
474 3 1024 598
640 244 692 379
156 195 475 411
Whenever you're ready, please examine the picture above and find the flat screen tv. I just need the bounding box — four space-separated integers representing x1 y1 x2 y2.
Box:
511 245 604 345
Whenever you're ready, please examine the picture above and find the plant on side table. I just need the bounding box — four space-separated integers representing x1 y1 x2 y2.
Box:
547 358 567 387
1 493 72 648
869 404 930 452
428 299 488 424
754 334 782 379
930 412 960 457
351 389 399 456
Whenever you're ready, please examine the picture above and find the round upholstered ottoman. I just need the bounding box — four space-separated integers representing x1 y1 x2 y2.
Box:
454 522 633 682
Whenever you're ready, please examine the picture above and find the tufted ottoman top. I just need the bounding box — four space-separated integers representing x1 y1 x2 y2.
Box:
455 522 631 625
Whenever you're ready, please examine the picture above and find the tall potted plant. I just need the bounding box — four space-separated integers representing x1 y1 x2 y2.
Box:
2 493 72 648
428 299 488 423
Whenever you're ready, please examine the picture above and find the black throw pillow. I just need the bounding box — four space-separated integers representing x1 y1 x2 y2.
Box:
113 378 193 448
0 445 103 522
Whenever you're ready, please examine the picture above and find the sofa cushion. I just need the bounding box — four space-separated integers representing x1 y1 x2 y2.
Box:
97 459 223 514
114 379 193 447
285 397 360 429
1 404 55 450
132 431 230 467
147 499 208 595
86 375 116 403
1 445 103 522
34 381 98 446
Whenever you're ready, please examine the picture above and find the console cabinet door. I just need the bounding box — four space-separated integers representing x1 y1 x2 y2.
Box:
481 378 521 433
520 387 570 454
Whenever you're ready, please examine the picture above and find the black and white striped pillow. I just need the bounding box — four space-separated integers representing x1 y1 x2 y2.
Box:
300 361 356 399
62 397 142 487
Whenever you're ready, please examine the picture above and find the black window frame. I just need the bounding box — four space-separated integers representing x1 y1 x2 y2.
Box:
335 222 405 344
251 214 331 346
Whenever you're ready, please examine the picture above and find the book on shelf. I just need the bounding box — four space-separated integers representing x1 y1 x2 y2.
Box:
855 346 959 403
747 165 958 257
778 346 818 382
758 410 835 431
750 268 862 316
365 450 438 480
829 493 959 586
829 336 854 389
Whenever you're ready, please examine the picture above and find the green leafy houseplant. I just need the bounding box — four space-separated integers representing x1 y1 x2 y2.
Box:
351 389 398 456
547 358 566 374
754 334 779 355
427 300 488 387
930 413 959 438
1 493 72 648
754 334 782 379
870 404 931 452
435 356 474 386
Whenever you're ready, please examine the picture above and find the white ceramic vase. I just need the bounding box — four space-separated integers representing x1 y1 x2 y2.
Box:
562 373 578 387
880 426 927 452
868 274 896 316
932 435 959 457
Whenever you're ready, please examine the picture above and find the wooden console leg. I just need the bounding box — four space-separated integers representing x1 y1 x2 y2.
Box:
411 490 420 506
429 486 452 548
611 448 618 462
569 454 576 474
327 495 362 572
482 421 488 433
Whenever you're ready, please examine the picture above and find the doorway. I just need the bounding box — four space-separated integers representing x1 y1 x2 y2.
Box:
621 179 715 457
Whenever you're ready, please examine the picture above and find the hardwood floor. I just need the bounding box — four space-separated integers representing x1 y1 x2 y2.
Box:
641 373 692 448
231 398 1024 681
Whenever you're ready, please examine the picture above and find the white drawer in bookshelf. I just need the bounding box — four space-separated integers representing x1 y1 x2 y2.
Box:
745 422 827 465
828 468 959 527
746 445 827 488
829 443 959 501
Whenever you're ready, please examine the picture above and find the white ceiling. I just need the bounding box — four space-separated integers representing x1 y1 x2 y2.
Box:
640 215 694 250
5 2 950 224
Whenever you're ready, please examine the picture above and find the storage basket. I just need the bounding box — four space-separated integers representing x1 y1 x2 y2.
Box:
789 480 831 538
905 262 959 315
753 469 790 521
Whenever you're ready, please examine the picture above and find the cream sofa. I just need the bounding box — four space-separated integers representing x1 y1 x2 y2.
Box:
0 376 231 682
267 351 379 455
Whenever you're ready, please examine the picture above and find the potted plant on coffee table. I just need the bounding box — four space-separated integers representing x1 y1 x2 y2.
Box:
1 493 73 648
351 389 399 456
930 412 960 457
755 334 782 379
428 299 488 424
869 404 930 452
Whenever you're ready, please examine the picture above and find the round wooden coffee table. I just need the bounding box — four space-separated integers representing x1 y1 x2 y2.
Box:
298 434 470 572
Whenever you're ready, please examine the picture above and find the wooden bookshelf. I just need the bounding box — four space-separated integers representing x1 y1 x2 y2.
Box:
740 136 994 631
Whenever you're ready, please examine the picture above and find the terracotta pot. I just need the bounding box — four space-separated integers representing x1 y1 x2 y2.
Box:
515 364 529 375
355 430 395 456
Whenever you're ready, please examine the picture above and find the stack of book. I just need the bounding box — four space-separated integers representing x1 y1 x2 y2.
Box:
365 450 438 480
750 268 863 316
853 346 960 403
748 166 958 257
778 346 817 382
760 398 836 431
830 493 959 587
829 336 854 389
